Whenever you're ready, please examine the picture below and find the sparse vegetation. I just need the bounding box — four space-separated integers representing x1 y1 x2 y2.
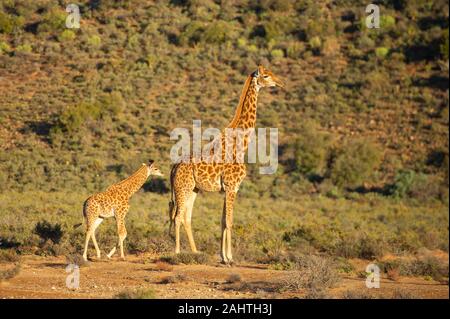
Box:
160 253 210 265
282 255 340 292
159 273 188 284
115 288 156 299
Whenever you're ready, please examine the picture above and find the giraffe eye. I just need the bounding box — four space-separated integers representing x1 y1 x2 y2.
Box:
263 75 269 79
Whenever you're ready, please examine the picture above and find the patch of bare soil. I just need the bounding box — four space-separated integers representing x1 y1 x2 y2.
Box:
0 255 448 299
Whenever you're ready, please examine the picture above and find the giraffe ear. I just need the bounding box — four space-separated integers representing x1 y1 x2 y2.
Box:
258 65 264 74
148 159 154 166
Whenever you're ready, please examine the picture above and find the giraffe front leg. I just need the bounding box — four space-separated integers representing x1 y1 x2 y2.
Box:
115 208 128 260
221 191 236 265
175 214 182 254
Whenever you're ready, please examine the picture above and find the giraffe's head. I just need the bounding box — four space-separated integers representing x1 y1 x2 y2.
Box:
146 160 163 177
253 65 284 89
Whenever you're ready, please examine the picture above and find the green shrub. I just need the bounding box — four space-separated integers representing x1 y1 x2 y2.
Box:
0 12 13 34
380 15 396 29
38 8 66 33
293 121 331 176
286 41 305 59
33 221 63 244
15 43 32 54
0 250 20 263
52 102 102 135
329 139 383 188
0 12 24 34
160 252 209 265
179 21 204 46
58 29 76 42
387 170 439 200
440 29 449 60
87 35 102 47
201 21 234 44
270 49 284 59
0 41 11 54
115 288 156 299
263 15 295 42
309 36 322 53
375 47 390 59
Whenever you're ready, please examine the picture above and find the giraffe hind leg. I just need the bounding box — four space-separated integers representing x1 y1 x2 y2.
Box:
184 191 198 253
91 218 103 259
82 204 99 261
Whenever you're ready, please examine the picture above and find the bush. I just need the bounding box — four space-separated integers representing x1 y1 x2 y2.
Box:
308 36 322 53
375 47 390 59
0 12 24 34
440 29 449 60
226 273 242 283
159 273 187 284
160 252 210 265
0 263 21 281
343 289 376 299
201 21 234 44
0 250 20 263
51 101 107 136
329 139 383 188
33 221 63 244
0 41 11 54
38 8 66 33
293 121 331 176
15 43 32 54
378 254 448 282
282 255 340 291
115 288 156 299
380 15 396 29
270 49 284 59
58 30 76 42
388 170 439 200
179 21 204 46
87 35 102 48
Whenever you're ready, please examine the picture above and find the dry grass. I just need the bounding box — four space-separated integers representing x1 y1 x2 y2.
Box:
342 289 377 299
0 250 20 263
159 273 188 284
0 263 21 281
160 252 210 265
282 255 341 291
115 288 156 299
155 261 174 272
226 273 242 284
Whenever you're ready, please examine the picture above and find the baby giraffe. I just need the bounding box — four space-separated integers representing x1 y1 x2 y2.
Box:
81 160 163 261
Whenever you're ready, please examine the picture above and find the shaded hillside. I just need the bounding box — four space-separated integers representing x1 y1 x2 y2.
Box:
0 0 448 196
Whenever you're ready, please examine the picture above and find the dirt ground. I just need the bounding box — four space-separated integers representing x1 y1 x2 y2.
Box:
0 254 448 299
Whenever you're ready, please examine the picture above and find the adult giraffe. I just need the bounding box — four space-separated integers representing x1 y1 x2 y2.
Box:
169 65 284 264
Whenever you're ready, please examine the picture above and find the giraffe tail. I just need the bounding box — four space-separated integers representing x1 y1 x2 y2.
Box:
168 164 178 238
74 198 89 229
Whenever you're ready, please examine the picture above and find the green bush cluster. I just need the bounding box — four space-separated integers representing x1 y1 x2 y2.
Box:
329 139 383 188
0 11 24 34
293 121 331 176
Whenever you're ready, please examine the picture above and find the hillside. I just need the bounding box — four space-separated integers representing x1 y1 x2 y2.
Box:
0 0 449 298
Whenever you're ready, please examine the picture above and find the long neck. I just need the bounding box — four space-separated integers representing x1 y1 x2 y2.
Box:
216 76 259 161
109 165 149 198
227 76 259 129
